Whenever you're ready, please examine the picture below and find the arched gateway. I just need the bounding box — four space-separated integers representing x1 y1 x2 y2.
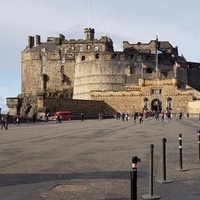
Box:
151 99 162 113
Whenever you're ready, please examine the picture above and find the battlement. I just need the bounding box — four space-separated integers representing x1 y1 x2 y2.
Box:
123 40 178 55
25 28 114 54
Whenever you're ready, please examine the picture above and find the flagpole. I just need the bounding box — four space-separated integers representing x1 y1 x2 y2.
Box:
155 34 158 79
87 0 90 27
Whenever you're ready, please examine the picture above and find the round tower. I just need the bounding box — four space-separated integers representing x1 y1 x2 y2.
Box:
73 52 125 99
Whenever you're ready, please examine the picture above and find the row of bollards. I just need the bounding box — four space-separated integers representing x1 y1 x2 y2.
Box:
130 130 200 200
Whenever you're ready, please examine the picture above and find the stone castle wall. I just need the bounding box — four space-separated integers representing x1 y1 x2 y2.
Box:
187 63 200 91
188 100 200 117
91 79 194 115
42 98 116 119
21 51 75 94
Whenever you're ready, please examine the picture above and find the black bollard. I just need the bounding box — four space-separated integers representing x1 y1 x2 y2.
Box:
175 134 188 171
157 138 172 184
130 156 141 200
142 144 161 200
197 130 200 162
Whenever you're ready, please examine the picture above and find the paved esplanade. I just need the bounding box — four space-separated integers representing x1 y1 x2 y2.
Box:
0 117 199 200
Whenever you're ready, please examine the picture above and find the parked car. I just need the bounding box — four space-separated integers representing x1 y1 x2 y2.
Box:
53 111 72 121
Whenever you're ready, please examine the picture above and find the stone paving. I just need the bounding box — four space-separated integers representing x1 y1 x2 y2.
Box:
0 116 199 199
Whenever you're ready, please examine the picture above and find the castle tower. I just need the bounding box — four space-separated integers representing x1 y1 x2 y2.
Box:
84 28 95 40
73 52 125 100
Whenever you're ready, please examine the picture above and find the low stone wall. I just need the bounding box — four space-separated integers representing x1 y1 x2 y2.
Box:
43 98 116 119
188 100 200 117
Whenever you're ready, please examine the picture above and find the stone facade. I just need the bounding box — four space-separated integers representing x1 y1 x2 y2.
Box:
91 78 193 115
6 28 200 118
188 100 200 117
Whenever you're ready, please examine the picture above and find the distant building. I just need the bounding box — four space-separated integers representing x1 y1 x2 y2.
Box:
6 28 200 118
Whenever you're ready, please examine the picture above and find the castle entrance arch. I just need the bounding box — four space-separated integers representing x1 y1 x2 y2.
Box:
151 98 162 113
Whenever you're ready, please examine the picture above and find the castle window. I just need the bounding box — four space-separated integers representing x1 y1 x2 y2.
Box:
41 66 46 74
79 46 83 52
94 46 99 51
87 45 91 50
82 56 85 61
151 88 162 95
146 68 153 73
95 54 99 59
61 66 64 74
71 45 75 50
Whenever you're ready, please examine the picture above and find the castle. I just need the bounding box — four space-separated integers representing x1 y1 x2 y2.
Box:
6 28 200 118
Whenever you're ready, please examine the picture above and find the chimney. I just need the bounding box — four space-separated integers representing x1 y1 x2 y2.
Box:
35 35 41 46
84 28 95 40
59 34 65 41
28 36 34 49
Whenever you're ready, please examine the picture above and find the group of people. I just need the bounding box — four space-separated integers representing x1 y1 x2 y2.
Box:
116 111 144 124
116 109 184 125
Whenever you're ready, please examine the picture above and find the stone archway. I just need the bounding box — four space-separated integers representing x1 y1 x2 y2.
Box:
151 98 162 113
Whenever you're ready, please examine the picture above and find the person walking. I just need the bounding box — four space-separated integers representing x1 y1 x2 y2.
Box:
179 111 183 119
133 112 137 125
45 112 49 123
155 112 159 121
81 112 84 121
1 116 7 130
16 115 20 125
138 112 143 124
32 114 36 123
4 112 10 130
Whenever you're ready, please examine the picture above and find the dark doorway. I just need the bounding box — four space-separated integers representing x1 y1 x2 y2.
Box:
151 99 162 113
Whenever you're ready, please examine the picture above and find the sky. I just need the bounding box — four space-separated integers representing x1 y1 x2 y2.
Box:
0 0 200 114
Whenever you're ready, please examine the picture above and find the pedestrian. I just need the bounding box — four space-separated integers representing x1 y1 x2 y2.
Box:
179 111 183 119
45 112 49 123
138 112 142 124
0 113 2 124
33 114 36 123
56 115 61 123
98 113 102 120
81 112 84 121
121 112 125 121
16 115 20 125
155 112 159 121
59 114 62 123
4 112 10 130
1 116 7 130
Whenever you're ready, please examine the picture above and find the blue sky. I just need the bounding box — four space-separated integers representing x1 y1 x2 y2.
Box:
0 0 200 114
